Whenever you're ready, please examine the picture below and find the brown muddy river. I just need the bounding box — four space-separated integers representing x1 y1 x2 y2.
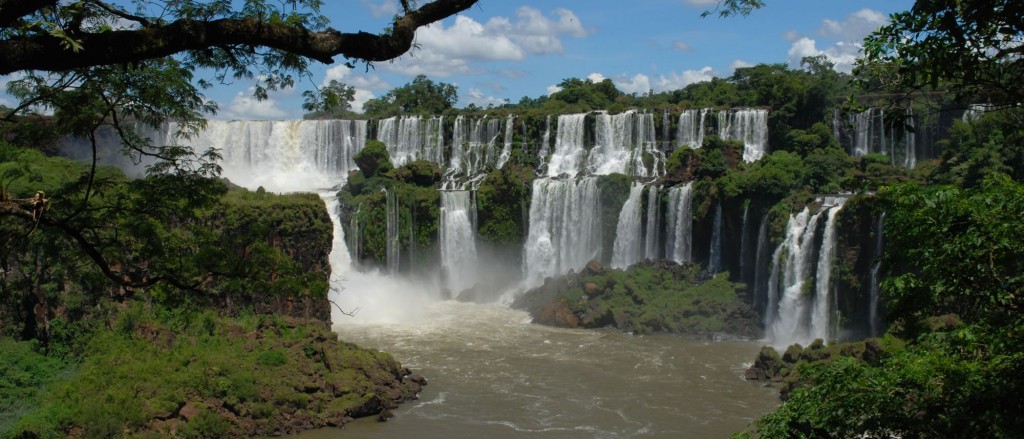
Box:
296 299 778 438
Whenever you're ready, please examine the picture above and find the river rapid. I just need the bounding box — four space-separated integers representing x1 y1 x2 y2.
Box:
297 298 778 438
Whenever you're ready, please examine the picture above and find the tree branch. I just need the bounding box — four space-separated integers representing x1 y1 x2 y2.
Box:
0 0 58 28
0 0 479 75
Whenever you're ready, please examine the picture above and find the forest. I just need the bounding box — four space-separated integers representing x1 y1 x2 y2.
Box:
2 0 1023 437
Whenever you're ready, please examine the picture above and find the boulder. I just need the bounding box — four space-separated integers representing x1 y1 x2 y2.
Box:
536 300 579 328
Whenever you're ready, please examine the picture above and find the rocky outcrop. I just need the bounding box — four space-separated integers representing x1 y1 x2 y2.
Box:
744 337 897 400
512 259 760 338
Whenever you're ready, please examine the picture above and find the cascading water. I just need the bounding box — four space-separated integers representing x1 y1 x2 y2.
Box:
536 115 552 175
765 198 847 347
385 188 402 274
869 211 885 337
590 111 637 176
611 183 646 269
810 197 846 341
665 183 695 264
546 114 587 178
904 109 917 169
739 205 750 282
496 115 515 169
677 109 704 148
765 208 821 346
644 185 662 261
440 190 479 294
141 119 367 192
522 177 602 286
718 109 769 162
752 213 770 314
708 203 724 274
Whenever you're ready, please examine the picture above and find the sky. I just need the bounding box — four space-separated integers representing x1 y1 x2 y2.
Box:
2 0 916 120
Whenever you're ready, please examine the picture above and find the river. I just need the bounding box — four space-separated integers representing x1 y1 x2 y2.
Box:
296 298 778 438
297 194 781 438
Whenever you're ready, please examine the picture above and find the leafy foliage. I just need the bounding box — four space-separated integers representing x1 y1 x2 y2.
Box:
362 75 459 116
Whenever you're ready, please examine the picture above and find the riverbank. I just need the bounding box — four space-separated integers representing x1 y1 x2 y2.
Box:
2 306 423 438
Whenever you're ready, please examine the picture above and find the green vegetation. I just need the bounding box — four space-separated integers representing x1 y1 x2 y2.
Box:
2 307 418 438
512 260 759 337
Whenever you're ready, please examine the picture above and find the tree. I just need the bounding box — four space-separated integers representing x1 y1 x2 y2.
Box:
0 1 478 76
302 80 356 116
548 77 623 110
858 0 1024 109
362 74 458 116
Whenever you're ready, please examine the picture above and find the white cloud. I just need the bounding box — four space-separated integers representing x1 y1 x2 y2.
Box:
818 8 887 41
788 37 822 64
463 88 507 108
546 84 562 96
653 67 716 91
673 40 693 52
730 59 754 70
223 92 289 120
321 65 392 113
612 73 652 95
382 7 589 78
362 0 397 18
587 72 607 83
784 9 888 73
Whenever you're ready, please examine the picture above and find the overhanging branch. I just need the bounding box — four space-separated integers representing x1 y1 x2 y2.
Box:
0 0 479 75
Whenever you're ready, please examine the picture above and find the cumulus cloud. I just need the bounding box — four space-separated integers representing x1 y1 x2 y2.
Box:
223 91 289 120
652 67 716 91
785 8 888 73
587 72 607 83
730 59 754 70
818 8 887 41
546 84 562 96
612 73 652 95
321 65 392 113
464 88 508 108
382 6 590 78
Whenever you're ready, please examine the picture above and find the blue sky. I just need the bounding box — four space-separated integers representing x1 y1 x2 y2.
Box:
2 1 916 120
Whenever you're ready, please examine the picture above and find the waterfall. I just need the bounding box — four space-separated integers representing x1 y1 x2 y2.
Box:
718 108 769 162
644 185 662 260
665 183 694 264
536 115 552 175
739 204 750 282
482 118 502 168
523 177 602 285
904 109 917 169
496 115 515 169
852 109 873 157
587 110 662 177
385 188 401 274
611 183 646 269
765 208 821 346
869 211 885 337
752 213 770 314
810 198 846 341
766 199 847 346
677 109 705 148
440 190 479 294
546 114 587 178
590 111 633 175
708 203 724 274
143 119 368 193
